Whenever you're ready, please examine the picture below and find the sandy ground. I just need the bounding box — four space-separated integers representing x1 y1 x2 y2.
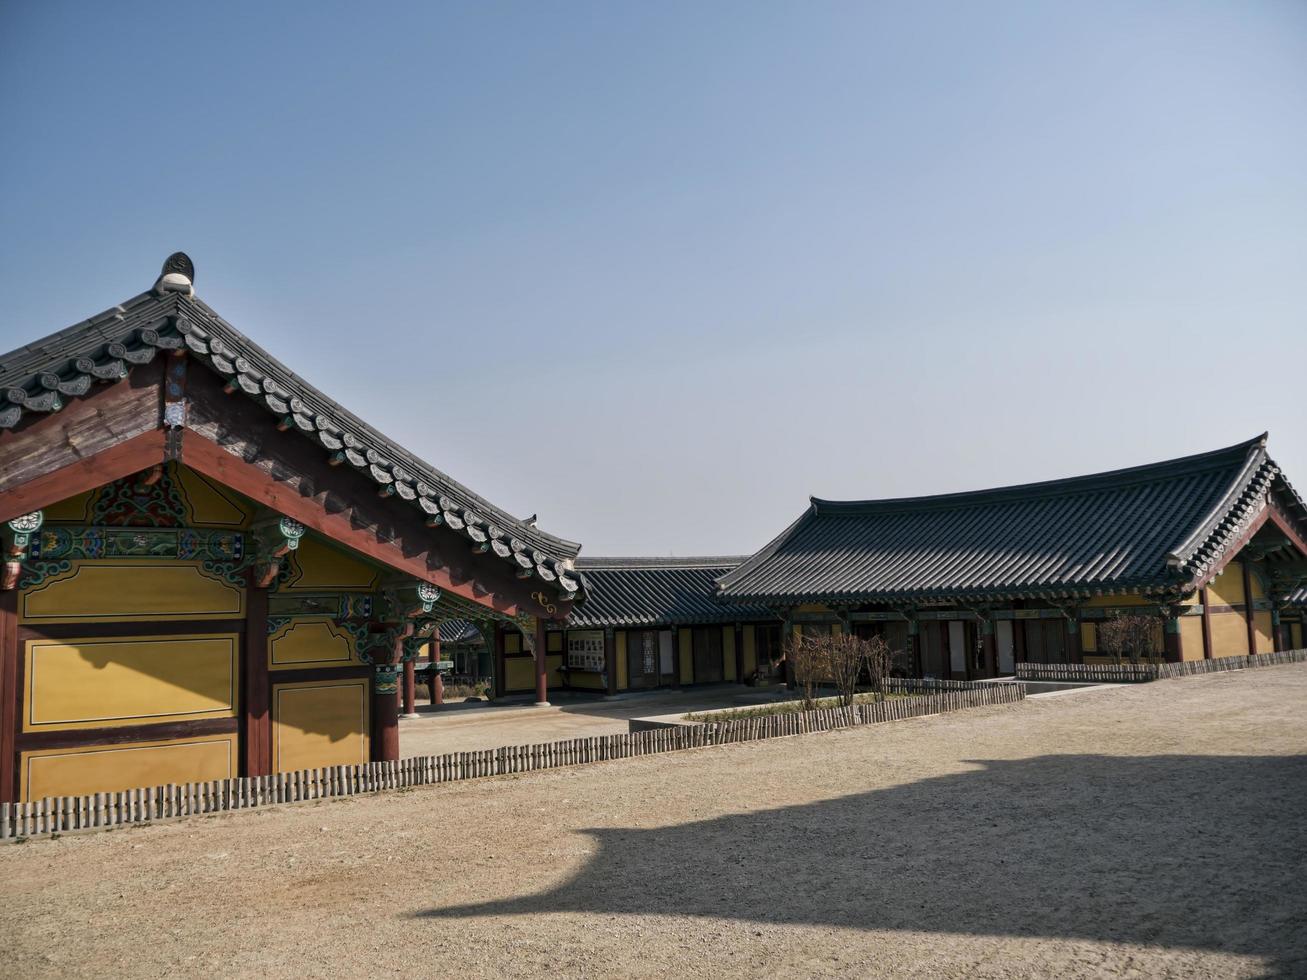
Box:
400 684 784 756
3 666 1305 979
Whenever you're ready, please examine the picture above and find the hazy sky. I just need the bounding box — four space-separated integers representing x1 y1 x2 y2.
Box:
3 2 1304 557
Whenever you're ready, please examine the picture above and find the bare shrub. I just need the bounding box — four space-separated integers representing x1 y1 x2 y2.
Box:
1097 613 1163 664
787 631 898 708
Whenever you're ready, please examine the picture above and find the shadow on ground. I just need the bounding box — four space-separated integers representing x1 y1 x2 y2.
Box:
418 753 1307 977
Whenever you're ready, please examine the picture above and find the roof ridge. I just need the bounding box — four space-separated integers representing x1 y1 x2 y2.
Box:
809 435 1268 516
578 555 748 569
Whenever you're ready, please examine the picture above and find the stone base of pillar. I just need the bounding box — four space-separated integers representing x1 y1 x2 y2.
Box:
534 700 551 707
400 713 421 720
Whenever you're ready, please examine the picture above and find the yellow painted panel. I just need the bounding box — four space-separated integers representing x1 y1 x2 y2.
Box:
504 632 522 655
1247 572 1267 600
679 628 693 685
742 625 757 677
1292 623 1303 649
547 653 564 688
1209 612 1247 658
505 657 536 692
1179 615 1206 661
1253 611 1274 653
42 489 94 523
830 623 843 637
21 561 243 623
24 634 238 731
723 626 737 682
569 671 604 690
1080 623 1098 652
174 464 253 528
794 604 832 614
280 536 381 592
1207 562 1245 607
547 632 564 653
269 617 358 670
22 734 235 801
273 679 369 773
616 633 629 690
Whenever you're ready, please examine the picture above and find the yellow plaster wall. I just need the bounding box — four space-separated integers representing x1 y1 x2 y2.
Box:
272 679 369 773
547 632 564 653
1253 611 1274 653
1292 623 1304 649
568 670 604 690
1179 615 1206 661
505 657 535 691
723 627 737 682
280 536 382 592
678 628 694 685
1207 563 1245 607
269 617 358 670
24 634 238 732
505 632 522 655
22 733 236 801
174 464 253 528
21 561 244 624
1080 623 1097 652
1209 611 1248 658
548 653 564 687
42 489 95 523
616 632 629 689
742 625 757 677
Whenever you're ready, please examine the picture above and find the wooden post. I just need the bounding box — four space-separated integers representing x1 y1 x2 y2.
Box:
1242 561 1258 655
0 589 18 804
243 581 271 777
401 660 418 718
907 618 922 677
603 628 617 697
1200 586 1214 660
534 618 549 706
1066 611 1082 665
734 623 744 683
981 618 997 678
1163 607 1183 663
372 666 400 762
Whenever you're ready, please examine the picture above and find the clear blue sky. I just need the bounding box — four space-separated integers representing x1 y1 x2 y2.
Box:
3 2 1304 556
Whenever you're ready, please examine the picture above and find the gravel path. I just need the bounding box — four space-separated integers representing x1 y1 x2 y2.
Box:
4 666 1305 979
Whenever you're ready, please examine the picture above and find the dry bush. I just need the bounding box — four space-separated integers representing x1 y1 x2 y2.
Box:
787 631 897 708
1097 613 1163 664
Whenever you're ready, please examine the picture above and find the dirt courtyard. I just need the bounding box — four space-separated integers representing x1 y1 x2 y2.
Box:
3 667 1305 979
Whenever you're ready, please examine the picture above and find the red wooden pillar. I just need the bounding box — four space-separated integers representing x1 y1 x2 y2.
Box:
372 666 400 762
1200 586 1214 659
534 618 549 706
243 582 271 777
0 589 18 803
401 659 418 718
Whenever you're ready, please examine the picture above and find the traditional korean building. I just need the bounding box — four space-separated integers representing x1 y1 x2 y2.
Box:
716 436 1307 677
0 254 583 803
543 557 779 695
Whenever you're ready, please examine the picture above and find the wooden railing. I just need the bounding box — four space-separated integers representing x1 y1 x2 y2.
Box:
1017 648 1307 683
0 680 1024 843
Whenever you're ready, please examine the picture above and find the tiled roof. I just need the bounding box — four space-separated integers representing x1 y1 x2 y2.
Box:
0 255 583 598
718 435 1307 604
439 620 486 644
567 557 775 628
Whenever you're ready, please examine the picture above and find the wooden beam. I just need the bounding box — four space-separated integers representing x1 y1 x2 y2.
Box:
181 432 560 620
0 429 167 524
1266 503 1307 561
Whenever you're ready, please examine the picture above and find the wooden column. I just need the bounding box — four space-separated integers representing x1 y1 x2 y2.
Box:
401 659 418 718
734 623 745 684
1200 586 1214 660
1066 612 1082 665
243 582 271 777
1242 561 1258 655
0 589 18 804
907 619 922 678
534 618 549 706
981 619 997 678
603 628 618 696
372 666 400 762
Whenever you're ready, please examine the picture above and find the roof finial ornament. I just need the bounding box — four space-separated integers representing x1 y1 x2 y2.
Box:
155 252 195 295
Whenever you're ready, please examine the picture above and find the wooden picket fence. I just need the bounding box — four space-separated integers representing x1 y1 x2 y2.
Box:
0 680 1024 843
1017 647 1307 683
